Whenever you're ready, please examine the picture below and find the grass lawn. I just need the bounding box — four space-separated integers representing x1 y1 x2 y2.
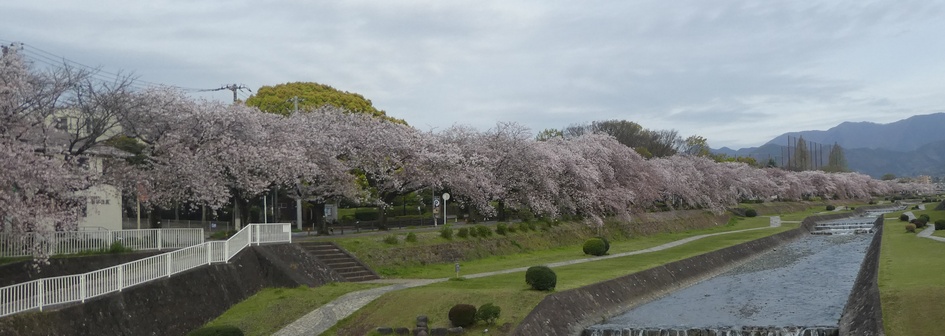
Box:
198 283 382 336
371 215 775 279
778 206 852 221
326 226 794 336
879 206 945 336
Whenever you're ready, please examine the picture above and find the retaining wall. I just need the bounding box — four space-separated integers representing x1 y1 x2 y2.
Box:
0 244 344 336
513 228 806 336
515 209 889 336
838 216 885 335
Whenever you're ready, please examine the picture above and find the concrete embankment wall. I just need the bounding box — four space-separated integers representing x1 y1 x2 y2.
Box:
515 209 889 336
0 244 344 336
513 228 807 336
838 216 885 335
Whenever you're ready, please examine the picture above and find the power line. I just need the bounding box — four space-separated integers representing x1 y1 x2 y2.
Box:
3 40 209 93
201 84 252 103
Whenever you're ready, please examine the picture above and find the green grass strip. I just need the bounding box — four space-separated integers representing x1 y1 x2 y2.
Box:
200 283 382 336
326 226 793 335
879 204 945 336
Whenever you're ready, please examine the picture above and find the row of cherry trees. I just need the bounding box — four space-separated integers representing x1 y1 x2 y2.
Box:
1 46 935 238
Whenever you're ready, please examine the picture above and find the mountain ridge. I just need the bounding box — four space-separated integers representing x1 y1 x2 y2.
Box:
712 112 945 178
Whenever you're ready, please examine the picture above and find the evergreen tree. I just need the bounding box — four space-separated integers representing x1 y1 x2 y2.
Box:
791 136 810 171
824 143 847 172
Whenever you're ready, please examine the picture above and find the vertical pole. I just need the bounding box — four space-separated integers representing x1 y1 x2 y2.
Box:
166 254 172 277
432 190 437 227
263 193 268 223
136 198 141 230
296 198 303 230
444 198 448 224
80 275 86 303
157 230 163 250
118 266 124 292
37 279 45 312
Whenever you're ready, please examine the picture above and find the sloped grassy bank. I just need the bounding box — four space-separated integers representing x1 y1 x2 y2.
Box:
338 202 825 277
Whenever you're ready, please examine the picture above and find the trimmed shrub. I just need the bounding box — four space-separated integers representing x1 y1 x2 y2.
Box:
899 214 910 222
826 205 836 211
525 266 557 291
382 235 399 245
457 227 469 238
582 238 607 256
353 209 379 221
744 209 758 217
448 304 477 328
476 303 501 325
405 232 417 243
920 214 931 222
187 325 244 336
506 224 517 233
439 225 454 240
906 223 917 233
495 223 508 235
476 225 493 237
469 226 479 237
935 220 945 231
596 236 611 253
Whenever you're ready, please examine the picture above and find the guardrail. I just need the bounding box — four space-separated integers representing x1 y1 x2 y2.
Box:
0 223 291 318
0 228 205 258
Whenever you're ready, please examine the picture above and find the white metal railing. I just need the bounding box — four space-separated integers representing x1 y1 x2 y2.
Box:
0 223 291 318
0 228 205 258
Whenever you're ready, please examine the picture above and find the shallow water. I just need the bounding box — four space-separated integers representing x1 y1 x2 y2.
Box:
593 234 872 329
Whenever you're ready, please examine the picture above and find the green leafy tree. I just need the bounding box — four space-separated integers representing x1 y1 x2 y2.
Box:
245 82 405 124
563 120 682 157
535 128 563 141
682 135 711 156
882 173 897 181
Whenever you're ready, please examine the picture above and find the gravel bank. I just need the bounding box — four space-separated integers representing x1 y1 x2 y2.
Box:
594 234 872 329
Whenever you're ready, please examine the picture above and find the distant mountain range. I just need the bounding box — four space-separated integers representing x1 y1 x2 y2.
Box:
713 113 945 178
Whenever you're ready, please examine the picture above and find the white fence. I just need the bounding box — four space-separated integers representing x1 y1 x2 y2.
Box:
0 223 291 318
0 228 205 258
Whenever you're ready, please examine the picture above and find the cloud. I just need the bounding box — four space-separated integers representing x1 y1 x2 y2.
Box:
3 0 944 148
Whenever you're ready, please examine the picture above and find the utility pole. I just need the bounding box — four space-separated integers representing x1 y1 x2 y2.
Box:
287 96 303 115
201 84 252 103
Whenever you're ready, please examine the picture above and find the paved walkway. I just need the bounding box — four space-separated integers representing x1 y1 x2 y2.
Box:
274 225 777 336
917 224 945 243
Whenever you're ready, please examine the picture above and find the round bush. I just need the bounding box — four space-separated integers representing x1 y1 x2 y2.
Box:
495 223 508 235
405 232 417 243
582 238 607 256
476 225 493 237
744 209 758 217
906 223 917 233
596 236 611 253
826 205 836 211
899 214 910 222
187 325 244 336
439 225 454 240
457 227 469 238
476 303 501 325
525 265 557 291
448 303 478 328
935 220 945 231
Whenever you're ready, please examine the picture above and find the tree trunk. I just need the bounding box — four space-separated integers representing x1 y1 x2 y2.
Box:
311 202 326 234
497 200 507 222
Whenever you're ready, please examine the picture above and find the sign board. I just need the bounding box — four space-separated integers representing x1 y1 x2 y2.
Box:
433 199 440 207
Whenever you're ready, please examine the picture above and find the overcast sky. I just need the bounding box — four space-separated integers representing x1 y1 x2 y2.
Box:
3 1 944 149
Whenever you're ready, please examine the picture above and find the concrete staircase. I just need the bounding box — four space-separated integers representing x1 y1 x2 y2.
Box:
296 241 380 282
